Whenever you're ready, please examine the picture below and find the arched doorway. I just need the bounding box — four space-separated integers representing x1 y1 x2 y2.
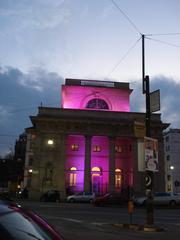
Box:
91 167 102 195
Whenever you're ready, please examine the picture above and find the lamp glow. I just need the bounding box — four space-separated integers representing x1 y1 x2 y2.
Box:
47 139 54 145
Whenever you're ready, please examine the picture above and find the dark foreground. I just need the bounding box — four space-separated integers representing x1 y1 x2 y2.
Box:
21 200 180 240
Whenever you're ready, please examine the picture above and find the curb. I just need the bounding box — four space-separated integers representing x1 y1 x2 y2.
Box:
113 223 165 232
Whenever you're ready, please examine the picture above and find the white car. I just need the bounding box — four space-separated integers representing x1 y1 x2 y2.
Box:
134 192 180 207
67 191 95 203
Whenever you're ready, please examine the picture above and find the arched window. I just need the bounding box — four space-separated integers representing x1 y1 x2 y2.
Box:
86 98 109 110
69 167 77 186
92 167 102 176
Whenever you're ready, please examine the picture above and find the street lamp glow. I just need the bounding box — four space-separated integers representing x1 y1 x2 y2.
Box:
47 139 54 145
28 169 33 173
170 165 174 170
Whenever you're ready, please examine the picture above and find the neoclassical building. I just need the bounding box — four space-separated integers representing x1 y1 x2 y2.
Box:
25 79 168 199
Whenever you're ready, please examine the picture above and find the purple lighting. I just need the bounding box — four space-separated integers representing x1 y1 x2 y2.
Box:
61 85 131 112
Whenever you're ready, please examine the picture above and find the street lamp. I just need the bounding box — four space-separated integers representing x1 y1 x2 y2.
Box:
47 139 54 145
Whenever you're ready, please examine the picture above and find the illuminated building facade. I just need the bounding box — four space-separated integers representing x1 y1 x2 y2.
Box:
26 79 168 199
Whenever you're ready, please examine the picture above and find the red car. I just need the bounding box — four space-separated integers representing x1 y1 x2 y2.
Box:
94 192 127 206
0 199 64 240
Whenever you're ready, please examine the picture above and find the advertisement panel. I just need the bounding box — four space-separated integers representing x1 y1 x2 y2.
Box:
144 137 158 172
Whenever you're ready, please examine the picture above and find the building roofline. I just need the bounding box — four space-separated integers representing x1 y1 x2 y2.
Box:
64 78 132 90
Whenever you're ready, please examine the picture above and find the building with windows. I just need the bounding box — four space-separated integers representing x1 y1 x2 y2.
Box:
25 79 169 200
164 129 180 193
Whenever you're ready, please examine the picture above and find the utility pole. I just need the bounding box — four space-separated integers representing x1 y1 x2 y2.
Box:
142 35 154 225
145 75 154 225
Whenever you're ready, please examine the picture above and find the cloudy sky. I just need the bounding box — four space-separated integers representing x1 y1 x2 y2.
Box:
0 0 180 156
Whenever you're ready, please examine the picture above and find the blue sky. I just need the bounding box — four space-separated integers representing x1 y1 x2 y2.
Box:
0 0 180 156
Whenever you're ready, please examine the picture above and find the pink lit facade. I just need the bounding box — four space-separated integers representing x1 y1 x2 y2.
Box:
65 135 133 195
63 79 133 195
61 81 132 112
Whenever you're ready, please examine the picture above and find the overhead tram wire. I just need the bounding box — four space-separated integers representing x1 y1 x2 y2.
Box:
110 0 142 35
146 32 180 36
146 36 180 48
106 36 142 78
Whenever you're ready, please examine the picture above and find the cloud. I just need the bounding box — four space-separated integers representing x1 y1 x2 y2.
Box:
0 66 64 155
0 68 179 156
130 75 180 128
0 0 70 30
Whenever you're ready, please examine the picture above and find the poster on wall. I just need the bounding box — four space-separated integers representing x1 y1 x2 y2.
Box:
144 137 158 172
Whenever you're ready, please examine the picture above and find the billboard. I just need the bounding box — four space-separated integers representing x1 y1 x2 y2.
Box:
144 137 158 172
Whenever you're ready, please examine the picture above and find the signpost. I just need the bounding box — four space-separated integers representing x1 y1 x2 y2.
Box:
150 90 160 113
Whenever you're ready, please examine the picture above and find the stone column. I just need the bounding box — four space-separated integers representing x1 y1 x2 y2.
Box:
108 137 115 192
84 135 92 192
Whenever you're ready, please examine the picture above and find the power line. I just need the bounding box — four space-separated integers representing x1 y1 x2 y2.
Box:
146 36 180 48
106 36 142 78
146 33 180 36
110 0 141 35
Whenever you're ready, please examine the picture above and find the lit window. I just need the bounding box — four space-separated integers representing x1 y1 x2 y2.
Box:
92 167 101 172
115 169 122 188
71 144 79 151
69 167 77 186
115 145 122 153
93 145 101 152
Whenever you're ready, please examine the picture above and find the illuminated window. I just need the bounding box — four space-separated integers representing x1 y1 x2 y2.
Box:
71 144 79 151
115 169 122 188
93 145 101 152
92 167 101 176
115 145 122 153
92 167 101 172
86 98 109 110
69 167 77 186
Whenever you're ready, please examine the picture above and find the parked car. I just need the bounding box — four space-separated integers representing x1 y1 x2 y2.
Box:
0 199 64 239
94 192 127 206
134 192 180 207
40 190 60 202
67 191 95 203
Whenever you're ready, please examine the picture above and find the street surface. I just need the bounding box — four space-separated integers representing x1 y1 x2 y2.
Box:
21 201 180 240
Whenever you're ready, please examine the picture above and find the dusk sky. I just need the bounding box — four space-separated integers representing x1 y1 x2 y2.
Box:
0 0 180 156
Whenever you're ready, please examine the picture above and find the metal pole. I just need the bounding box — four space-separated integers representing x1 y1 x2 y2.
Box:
142 34 146 94
145 75 154 225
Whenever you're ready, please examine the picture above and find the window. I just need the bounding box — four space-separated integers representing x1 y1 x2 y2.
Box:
86 98 109 110
71 144 79 151
115 169 122 188
167 175 171 181
166 136 169 142
166 155 170 161
69 167 77 186
93 145 101 152
115 145 122 153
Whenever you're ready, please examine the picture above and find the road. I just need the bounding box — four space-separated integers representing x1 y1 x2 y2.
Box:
21 201 180 240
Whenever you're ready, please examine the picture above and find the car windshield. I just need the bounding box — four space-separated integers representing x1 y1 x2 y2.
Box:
0 207 54 240
76 192 83 196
